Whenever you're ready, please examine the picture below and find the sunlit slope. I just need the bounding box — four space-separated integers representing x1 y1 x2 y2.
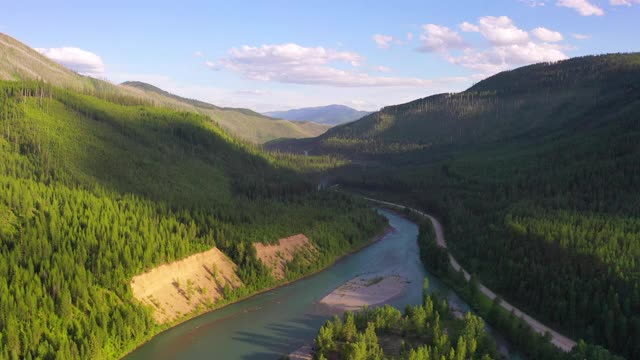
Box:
121 81 331 143
0 32 139 96
0 32 330 143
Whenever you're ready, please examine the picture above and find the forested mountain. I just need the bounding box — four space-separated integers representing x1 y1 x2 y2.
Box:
121 81 268 117
264 104 370 125
268 53 640 156
272 53 640 358
0 81 383 358
0 32 329 143
121 81 330 143
0 33 119 94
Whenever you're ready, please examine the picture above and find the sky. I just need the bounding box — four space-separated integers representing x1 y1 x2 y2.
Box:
1 0 639 112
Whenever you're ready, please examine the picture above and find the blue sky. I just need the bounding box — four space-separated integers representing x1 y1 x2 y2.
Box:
2 0 639 111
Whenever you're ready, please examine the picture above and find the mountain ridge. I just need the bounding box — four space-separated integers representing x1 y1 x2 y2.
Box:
0 32 329 143
119 80 330 143
264 104 371 125
121 80 272 119
267 52 640 155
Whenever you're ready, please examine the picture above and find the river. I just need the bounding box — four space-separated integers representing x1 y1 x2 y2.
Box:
124 209 520 359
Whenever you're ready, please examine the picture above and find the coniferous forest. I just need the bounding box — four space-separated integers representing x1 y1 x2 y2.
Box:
1 20 639 360
313 288 501 360
275 53 640 359
0 81 385 359
311 280 622 360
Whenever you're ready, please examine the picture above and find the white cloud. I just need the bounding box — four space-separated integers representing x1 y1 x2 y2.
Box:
35 47 105 76
227 43 363 68
418 24 466 52
475 16 530 45
420 17 568 77
519 0 549 6
446 42 568 75
460 22 480 32
373 34 394 49
532 27 564 42
234 89 269 96
556 0 604 15
407 32 414 40
610 0 640 4
205 60 220 70
374 65 392 72
572 33 592 39
194 51 203 57
221 43 433 87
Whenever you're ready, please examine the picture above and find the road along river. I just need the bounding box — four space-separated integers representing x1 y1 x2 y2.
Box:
364 197 576 352
124 209 521 360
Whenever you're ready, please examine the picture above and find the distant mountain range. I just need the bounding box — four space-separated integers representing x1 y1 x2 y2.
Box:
264 104 371 125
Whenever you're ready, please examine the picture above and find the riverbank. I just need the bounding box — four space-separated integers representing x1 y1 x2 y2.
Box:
120 224 393 359
287 273 409 359
288 343 313 360
363 196 577 352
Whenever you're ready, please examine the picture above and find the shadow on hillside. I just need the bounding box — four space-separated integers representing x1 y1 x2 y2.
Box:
55 92 322 208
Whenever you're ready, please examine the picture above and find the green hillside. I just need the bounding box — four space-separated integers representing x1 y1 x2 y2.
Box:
269 53 640 156
0 32 329 144
0 80 384 359
0 32 118 94
121 81 263 115
272 53 640 358
120 81 330 143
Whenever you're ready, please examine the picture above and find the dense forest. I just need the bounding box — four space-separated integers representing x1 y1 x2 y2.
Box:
313 285 501 360
310 280 621 360
336 110 640 358
417 217 623 360
0 80 385 359
274 53 640 358
268 53 640 156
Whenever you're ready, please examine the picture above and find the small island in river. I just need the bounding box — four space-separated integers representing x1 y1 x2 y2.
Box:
319 273 409 312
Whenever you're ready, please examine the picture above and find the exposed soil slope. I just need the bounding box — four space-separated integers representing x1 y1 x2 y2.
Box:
254 234 317 280
130 247 242 323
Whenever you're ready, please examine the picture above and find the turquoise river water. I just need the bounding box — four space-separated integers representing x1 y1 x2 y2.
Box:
125 209 521 359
